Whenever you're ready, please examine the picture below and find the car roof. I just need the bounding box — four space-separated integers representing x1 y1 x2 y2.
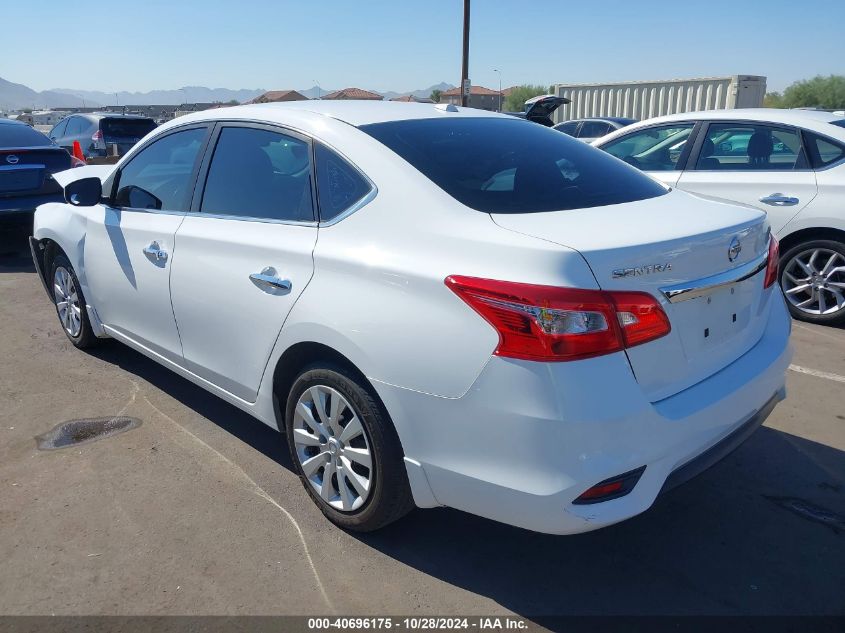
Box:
0 118 27 126
74 112 156 120
169 100 505 128
596 108 845 144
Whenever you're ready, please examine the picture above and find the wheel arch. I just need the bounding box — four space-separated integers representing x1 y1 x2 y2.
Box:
778 226 845 258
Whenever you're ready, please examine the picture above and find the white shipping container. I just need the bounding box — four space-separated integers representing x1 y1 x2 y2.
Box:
553 75 766 124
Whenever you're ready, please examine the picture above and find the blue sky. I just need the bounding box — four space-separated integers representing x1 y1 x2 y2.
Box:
3 0 843 94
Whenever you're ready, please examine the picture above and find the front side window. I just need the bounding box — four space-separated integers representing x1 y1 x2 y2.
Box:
315 143 372 221
114 127 206 210
360 117 666 214
694 123 806 171
601 123 695 171
200 126 314 222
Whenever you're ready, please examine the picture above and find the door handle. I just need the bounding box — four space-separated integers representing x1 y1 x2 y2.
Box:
249 267 292 292
759 193 799 206
142 241 168 262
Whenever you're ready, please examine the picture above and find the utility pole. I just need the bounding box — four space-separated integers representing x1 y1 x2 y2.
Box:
494 69 502 112
460 0 470 107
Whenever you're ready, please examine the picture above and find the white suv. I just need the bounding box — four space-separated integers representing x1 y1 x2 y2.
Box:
31 102 791 534
595 109 845 326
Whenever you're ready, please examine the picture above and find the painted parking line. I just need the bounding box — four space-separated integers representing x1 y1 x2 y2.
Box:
789 364 845 384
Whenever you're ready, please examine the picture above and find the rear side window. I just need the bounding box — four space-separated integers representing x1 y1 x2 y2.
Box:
360 118 666 214
49 119 68 139
66 117 88 136
315 143 372 221
554 121 578 136
805 132 845 168
693 123 806 171
577 121 612 138
114 127 207 211
0 122 52 147
201 126 314 222
601 123 695 171
101 118 157 140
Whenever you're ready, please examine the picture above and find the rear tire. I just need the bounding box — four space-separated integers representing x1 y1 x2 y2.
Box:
779 239 845 326
284 362 414 532
49 254 99 349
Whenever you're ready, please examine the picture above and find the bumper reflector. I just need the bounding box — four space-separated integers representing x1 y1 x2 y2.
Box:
572 466 646 505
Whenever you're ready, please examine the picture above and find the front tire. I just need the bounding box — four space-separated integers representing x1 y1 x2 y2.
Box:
284 363 414 532
50 254 99 349
779 239 845 326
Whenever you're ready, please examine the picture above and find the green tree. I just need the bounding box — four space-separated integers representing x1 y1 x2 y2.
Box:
763 91 784 108
430 89 442 103
504 84 548 112
781 75 845 109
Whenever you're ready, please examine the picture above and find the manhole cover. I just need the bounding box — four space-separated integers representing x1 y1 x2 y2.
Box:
35 416 142 450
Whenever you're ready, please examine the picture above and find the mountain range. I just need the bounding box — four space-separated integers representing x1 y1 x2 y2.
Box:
0 76 455 110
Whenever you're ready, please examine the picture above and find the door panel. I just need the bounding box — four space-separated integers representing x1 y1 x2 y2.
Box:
170 218 317 400
677 122 818 233
169 123 319 402
82 124 210 361
676 171 817 233
84 208 185 360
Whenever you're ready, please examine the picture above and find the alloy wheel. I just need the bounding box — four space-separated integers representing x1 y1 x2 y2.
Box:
292 385 373 512
53 266 82 338
782 248 845 316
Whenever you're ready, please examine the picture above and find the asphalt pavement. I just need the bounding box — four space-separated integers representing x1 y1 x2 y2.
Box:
0 235 843 621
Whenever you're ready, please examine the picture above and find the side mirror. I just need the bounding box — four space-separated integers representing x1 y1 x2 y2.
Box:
65 177 102 207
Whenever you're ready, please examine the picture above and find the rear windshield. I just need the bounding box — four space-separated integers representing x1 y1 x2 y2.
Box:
0 123 52 148
101 118 157 139
360 118 667 213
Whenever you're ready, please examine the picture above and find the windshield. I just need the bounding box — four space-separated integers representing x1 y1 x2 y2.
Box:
360 117 667 213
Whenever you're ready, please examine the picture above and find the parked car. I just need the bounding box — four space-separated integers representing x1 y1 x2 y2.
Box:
1 118 75 231
554 117 637 142
505 95 569 126
595 109 845 326
31 102 790 534
49 113 157 160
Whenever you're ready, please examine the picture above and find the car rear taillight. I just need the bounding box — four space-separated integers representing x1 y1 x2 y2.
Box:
764 235 779 289
445 276 671 362
91 130 103 142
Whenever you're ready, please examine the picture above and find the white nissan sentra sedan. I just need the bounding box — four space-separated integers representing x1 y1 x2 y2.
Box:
30 101 791 534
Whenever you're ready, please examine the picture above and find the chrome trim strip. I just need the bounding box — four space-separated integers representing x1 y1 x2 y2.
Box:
318 184 378 227
659 252 768 303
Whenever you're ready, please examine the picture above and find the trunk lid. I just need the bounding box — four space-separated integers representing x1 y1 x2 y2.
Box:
0 148 69 198
491 190 773 401
523 95 570 126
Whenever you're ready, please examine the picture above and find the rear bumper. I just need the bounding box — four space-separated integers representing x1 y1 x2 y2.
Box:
375 290 792 534
0 192 64 217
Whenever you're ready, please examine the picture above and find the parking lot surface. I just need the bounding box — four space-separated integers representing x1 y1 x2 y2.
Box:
0 236 843 620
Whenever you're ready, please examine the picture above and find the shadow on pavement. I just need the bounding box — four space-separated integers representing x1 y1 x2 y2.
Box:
355 427 844 618
88 343 293 472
